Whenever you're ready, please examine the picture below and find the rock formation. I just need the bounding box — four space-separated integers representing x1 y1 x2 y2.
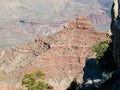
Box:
0 16 107 90
76 1 120 90
111 0 120 68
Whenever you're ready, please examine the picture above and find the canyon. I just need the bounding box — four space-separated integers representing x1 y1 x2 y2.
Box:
0 16 107 90
0 0 113 48
0 0 118 90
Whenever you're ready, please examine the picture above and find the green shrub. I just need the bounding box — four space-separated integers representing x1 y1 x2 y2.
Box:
22 70 53 90
92 40 111 60
92 40 117 72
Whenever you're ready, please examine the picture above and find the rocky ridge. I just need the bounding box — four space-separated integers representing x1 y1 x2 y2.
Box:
74 1 120 90
0 16 107 90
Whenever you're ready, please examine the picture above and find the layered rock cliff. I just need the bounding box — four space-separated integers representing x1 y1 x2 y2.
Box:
0 16 107 90
75 0 120 90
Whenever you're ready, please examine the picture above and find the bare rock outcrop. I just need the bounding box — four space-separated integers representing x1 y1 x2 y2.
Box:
111 0 120 68
76 1 120 90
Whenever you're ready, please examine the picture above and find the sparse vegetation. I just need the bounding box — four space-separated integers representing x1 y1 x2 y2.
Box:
22 70 53 90
92 40 116 72
92 40 111 60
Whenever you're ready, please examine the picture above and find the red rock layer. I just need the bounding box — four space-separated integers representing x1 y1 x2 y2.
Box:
0 16 107 90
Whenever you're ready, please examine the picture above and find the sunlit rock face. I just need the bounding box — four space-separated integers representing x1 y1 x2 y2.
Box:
0 16 107 90
78 0 120 89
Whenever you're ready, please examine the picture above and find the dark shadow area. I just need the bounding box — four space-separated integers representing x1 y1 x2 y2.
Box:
66 58 103 90
79 42 118 90
99 69 120 90
66 42 119 90
66 78 78 90
83 58 103 81
98 42 117 72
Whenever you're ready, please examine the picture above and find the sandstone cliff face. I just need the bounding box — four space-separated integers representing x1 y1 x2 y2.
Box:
0 16 107 90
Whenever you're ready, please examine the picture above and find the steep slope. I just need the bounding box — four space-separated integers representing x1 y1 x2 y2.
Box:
0 16 107 90
76 1 120 90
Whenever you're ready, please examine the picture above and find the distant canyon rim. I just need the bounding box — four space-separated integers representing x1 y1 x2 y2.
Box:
0 0 113 48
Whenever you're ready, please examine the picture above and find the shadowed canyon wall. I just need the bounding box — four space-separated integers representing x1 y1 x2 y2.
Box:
111 0 120 67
